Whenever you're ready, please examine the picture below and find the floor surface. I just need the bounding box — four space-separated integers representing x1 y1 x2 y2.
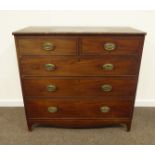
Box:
0 107 154 144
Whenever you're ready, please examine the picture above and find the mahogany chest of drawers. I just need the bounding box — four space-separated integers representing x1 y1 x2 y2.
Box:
13 26 146 131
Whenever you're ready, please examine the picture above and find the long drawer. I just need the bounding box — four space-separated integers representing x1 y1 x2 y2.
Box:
81 36 142 55
17 37 77 55
22 77 137 97
25 98 133 118
20 56 139 76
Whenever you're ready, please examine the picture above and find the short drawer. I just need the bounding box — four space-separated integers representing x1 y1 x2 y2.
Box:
21 56 139 76
23 77 137 97
81 36 142 55
17 37 77 55
25 98 133 118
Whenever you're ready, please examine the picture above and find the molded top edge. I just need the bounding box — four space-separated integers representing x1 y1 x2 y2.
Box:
13 26 146 35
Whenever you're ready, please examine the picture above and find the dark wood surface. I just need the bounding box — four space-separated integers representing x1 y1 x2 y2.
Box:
23 77 137 97
20 55 139 76
27 118 130 130
81 36 143 55
17 37 77 55
25 98 133 118
13 26 146 131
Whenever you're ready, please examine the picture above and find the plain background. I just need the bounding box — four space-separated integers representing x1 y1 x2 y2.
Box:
0 11 155 106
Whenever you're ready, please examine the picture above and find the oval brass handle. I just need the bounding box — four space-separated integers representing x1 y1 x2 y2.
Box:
44 64 56 71
47 85 57 92
43 42 55 51
48 106 58 113
101 84 112 92
104 42 116 51
102 64 114 70
100 106 110 113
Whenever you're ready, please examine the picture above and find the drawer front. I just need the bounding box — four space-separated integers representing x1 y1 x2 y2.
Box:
17 37 77 55
81 36 142 55
21 56 139 76
23 77 137 97
25 98 133 118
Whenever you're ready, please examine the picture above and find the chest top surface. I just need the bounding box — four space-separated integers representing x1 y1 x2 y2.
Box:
13 26 146 35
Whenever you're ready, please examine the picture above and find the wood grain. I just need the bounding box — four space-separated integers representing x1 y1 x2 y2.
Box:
22 77 137 97
25 98 133 118
81 36 142 55
21 55 139 76
17 37 77 55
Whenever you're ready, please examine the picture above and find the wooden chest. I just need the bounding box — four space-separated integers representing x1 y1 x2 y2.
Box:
13 26 146 131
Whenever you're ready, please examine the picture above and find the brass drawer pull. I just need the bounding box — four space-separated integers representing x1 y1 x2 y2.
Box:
104 42 116 51
100 106 110 113
47 85 57 92
102 63 114 70
43 42 55 51
48 106 58 113
101 84 112 92
44 64 56 71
